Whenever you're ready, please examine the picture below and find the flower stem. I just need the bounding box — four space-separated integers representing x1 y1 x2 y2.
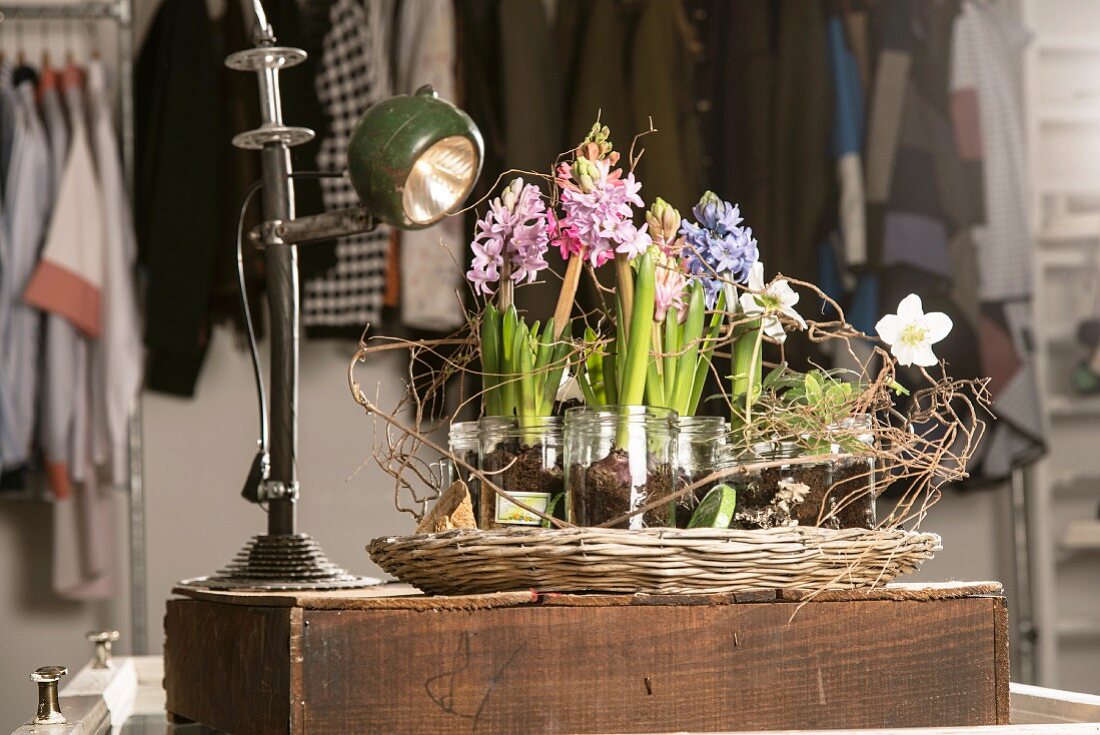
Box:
498 259 514 312
730 318 762 432
614 253 634 339
481 306 503 415
671 282 705 416
646 327 666 409
552 254 583 339
620 251 654 408
743 323 764 430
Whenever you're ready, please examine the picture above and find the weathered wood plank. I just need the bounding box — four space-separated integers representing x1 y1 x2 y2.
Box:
164 600 292 735
171 580 1002 609
298 597 1003 734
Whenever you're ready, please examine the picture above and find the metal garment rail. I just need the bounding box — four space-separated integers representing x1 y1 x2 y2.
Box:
0 0 146 656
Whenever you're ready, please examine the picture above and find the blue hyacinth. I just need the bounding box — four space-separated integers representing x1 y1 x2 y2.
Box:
680 191 759 308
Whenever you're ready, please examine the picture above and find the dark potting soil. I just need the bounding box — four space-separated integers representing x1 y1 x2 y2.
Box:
573 449 676 529
674 470 715 528
731 462 841 530
480 443 564 529
829 459 877 529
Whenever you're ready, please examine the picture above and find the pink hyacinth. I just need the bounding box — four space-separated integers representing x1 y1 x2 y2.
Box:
466 178 550 296
552 157 651 269
654 253 689 323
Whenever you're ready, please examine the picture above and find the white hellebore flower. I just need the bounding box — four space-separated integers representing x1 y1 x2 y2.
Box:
556 369 585 403
738 261 807 344
875 294 953 367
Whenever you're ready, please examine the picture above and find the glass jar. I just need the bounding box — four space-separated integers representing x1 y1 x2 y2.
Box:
447 420 480 521
727 441 839 529
564 406 678 529
827 415 877 528
477 416 564 529
674 416 729 527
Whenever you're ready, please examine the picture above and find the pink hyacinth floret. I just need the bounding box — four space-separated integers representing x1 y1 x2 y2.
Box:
466 178 550 296
553 158 651 269
654 255 689 323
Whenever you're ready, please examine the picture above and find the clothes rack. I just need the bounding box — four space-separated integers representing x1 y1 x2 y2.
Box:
0 0 145 656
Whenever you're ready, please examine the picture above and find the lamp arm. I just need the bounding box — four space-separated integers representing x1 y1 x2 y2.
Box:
249 207 376 248
250 0 275 46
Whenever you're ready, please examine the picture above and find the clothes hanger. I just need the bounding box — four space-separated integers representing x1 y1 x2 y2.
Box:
64 16 75 66
40 17 50 70
86 15 99 60
15 16 25 66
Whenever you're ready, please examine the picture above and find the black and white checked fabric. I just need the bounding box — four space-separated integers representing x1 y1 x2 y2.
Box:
303 0 392 330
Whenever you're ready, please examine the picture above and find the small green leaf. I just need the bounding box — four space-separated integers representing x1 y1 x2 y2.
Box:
688 484 737 529
762 361 788 390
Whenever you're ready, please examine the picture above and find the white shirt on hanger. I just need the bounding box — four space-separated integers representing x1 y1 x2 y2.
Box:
87 58 142 486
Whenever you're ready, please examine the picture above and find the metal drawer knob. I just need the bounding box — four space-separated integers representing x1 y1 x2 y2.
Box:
86 630 120 669
30 666 67 725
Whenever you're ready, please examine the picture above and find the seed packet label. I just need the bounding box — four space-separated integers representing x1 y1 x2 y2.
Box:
495 492 550 526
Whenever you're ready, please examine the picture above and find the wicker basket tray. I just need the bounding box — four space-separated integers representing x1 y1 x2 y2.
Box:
367 526 941 595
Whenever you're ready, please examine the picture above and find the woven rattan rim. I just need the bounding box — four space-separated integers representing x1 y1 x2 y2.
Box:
367 526 941 596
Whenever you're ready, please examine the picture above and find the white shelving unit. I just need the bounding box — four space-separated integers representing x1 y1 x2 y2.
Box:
1022 0 1100 693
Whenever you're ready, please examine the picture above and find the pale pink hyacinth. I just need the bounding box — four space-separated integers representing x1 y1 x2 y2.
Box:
466 178 550 296
654 252 689 323
553 157 651 269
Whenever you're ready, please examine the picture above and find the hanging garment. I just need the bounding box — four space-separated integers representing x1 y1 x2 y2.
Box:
87 58 143 485
135 0 225 396
628 0 703 215
683 0 834 378
0 59 16 199
36 63 81 500
496 0 566 325
394 0 465 331
818 5 869 347
24 66 114 599
950 0 1045 480
564 0 705 215
25 63 103 494
851 0 985 384
827 11 867 272
0 66 51 471
39 65 68 202
303 0 392 336
565 0 632 166
455 0 505 222
211 0 330 336
0 60 14 465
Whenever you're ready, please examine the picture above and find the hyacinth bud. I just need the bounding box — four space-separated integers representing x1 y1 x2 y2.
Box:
699 190 722 209
573 157 598 193
576 122 614 160
646 197 681 245
502 177 523 211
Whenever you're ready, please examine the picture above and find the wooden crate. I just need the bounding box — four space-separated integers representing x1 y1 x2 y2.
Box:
164 582 1009 735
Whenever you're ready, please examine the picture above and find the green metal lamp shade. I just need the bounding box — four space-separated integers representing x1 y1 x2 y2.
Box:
346 85 484 230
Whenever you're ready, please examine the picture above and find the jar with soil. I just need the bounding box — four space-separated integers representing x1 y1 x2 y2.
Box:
447 420 480 521
728 442 840 529
827 415 877 529
564 406 678 529
674 416 729 527
477 416 564 530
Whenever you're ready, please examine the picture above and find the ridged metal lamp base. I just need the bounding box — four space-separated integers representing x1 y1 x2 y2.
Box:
182 534 379 591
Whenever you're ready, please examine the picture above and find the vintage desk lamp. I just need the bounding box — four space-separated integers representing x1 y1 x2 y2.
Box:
188 0 483 590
